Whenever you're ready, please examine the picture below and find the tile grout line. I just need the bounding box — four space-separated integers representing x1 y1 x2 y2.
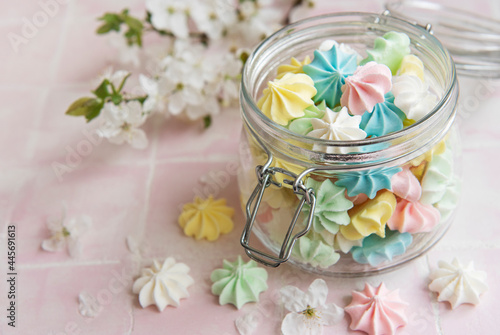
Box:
18 259 120 270
24 0 75 161
425 254 444 335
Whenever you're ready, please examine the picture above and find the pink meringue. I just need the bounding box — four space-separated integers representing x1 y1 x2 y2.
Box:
391 167 422 202
341 62 392 115
345 283 408 335
387 198 441 233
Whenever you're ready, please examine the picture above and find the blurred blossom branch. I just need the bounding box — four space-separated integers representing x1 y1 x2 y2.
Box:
65 0 302 149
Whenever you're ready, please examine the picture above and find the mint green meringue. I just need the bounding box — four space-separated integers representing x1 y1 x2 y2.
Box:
292 234 340 268
211 256 268 309
362 31 410 74
302 178 353 234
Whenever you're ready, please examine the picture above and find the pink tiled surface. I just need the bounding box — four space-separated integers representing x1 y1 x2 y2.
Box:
1 0 500 334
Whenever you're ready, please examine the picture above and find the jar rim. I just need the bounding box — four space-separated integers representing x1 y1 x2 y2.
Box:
241 12 458 164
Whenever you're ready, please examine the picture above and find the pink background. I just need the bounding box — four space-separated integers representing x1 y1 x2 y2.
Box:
1 0 500 334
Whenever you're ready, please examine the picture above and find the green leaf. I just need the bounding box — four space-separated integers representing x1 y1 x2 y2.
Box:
111 94 123 105
66 97 100 116
124 16 143 32
92 80 110 100
203 115 212 129
96 13 123 35
85 100 104 122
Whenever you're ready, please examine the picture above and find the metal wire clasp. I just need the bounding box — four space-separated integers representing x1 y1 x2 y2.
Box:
240 164 316 267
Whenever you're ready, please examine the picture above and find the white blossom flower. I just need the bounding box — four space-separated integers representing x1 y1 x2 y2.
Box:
98 101 148 149
190 0 237 40
228 0 284 47
139 74 169 114
280 278 344 335
41 206 91 258
107 32 141 67
145 0 191 38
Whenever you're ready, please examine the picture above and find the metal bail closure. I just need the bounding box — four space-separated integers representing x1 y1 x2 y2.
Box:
240 165 316 267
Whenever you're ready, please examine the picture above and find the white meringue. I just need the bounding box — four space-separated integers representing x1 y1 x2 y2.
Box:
429 258 488 309
392 74 438 121
132 258 194 311
308 107 367 154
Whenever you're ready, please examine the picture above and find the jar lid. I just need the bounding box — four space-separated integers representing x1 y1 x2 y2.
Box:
385 0 500 78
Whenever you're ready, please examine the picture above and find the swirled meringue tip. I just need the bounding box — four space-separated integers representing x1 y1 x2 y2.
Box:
341 62 392 115
345 282 408 335
276 56 312 79
211 256 268 309
429 258 488 309
178 195 234 241
257 73 317 126
132 258 194 311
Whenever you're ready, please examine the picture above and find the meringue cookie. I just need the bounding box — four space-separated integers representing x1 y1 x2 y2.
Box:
301 178 353 234
435 176 461 222
429 258 488 309
178 196 235 241
308 107 367 154
420 148 453 205
211 256 268 309
345 282 408 335
335 166 402 199
387 199 440 233
410 140 446 167
319 39 361 59
340 190 397 241
392 74 438 121
292 234 340 268
351 228 413 266
341 62 392 115
303 44 358 108
288 101 326 135
390 167 422 202
276 56 312 79
360 92 406 137
257 73 317 126
132 258 194 311
398 54 424 81
363 31 411 74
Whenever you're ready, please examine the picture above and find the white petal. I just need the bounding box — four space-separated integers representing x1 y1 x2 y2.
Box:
306 279 328 307
139 74 158 96
281 285 307 313
281 312 322 335
235 312 259 335
170 12 189 39
67 238 82 258
41 237 66 252
127 128 148 149
319 302 344 326
168 92 187 115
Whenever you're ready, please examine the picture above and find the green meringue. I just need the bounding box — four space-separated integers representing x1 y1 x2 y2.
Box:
292 234 340 268
211 256 268 309
302 178 353 234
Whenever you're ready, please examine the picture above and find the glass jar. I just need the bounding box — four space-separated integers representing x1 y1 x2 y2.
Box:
238 13 460 277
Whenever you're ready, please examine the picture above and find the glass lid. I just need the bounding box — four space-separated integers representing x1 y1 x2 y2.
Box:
385 0 500 78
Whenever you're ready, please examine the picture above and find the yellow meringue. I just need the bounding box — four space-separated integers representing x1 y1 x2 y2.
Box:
276 56 312 79
398 54 424 81
340 190 397 241
410 140 446 166
257 73 316 126
178 196 235 241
